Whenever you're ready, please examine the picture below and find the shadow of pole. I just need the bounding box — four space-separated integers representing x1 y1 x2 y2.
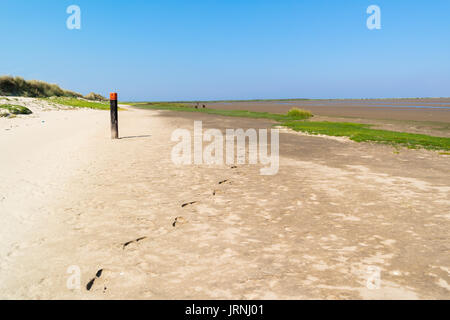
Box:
119 135 152 140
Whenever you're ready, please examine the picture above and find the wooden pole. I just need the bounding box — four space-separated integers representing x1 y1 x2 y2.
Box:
110 92 118 139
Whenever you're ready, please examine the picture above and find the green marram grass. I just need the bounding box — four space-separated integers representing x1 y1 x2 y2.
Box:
0 76 106 100
0 104 33 116
46 97 110 110
283 121 450 151
0 76 82 98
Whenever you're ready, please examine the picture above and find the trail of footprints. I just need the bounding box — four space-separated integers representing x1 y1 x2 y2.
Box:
173 166 237 228
86 166 239 292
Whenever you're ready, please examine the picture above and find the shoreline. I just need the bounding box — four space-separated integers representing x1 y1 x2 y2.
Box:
206 99 450 123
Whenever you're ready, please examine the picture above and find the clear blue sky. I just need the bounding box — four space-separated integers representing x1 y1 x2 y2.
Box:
1 0 449 101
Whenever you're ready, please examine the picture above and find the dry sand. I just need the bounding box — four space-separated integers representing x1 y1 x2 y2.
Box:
0 102 449 299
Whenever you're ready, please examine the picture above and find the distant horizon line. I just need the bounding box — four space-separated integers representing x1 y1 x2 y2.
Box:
123 97 450 103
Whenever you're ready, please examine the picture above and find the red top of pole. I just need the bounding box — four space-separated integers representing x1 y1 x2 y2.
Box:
110 93 118 101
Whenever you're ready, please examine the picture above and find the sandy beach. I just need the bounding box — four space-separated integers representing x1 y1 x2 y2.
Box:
0 103 449 299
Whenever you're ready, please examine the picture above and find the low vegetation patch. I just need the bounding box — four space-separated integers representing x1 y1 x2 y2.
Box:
287 108 312 119
130 102 449 151
130 102 313 121
283 121 450 151
46 97 110 110
0 104 32 117
84 92 107 101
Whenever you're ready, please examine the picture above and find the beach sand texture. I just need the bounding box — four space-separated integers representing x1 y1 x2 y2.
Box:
0 101 449 299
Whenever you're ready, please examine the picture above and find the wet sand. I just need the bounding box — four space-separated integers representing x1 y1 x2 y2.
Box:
208 98 450 123
0 106 449 299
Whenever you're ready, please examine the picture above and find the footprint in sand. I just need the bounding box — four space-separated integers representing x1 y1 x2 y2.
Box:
213 189 225 196
122 237 147 250
5 243 23 259
86 269 117 293
172 217 187 227
181 201 197 208
86 269 103 291
213 179 232 195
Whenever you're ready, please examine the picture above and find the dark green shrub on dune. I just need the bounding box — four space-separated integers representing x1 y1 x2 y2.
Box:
84 92 107 101
0 104 33 117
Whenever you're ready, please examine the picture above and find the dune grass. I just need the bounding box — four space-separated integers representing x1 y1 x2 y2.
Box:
46 97 110 110
130 102 313 121
0 76 106 101
84 92 107 101
0 76 82 98
0 104 32 116
283 121 450 151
